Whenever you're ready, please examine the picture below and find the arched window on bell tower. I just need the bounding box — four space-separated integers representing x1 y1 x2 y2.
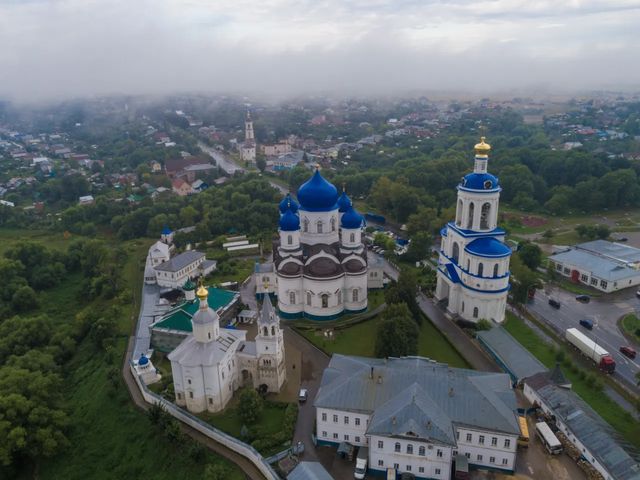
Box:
480 202 491 230
452 242 460 263
456 199 463 226
467 202 475 229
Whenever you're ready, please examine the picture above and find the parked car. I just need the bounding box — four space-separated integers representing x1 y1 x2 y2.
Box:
575 294 591 303
636 290 640 298
298 388 308 403
579 319 594 330
620 346 637 359
548 298 561 309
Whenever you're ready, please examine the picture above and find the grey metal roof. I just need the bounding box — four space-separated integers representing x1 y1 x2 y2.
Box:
255 262 274 273
155 251 205 273
549 240 640 282
167 328 246 366
287 462 334 480
314 355 520 440
260 296 277 325
528 381 640 480
477 326 547 383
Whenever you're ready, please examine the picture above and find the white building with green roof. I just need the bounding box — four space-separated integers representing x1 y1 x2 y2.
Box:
167 285 286 414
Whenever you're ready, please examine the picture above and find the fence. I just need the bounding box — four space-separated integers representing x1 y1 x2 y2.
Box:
129 364 281 480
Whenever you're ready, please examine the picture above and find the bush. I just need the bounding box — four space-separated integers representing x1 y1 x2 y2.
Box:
476 319 492 331
555 350 565 363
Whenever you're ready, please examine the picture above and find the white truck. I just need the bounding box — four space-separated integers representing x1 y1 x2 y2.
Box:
565 328 616 373
354 446 368 479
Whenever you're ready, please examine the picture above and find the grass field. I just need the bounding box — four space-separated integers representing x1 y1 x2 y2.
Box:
0 229 244 480
620 314 640 344
503 312 640 449
298 312 469 368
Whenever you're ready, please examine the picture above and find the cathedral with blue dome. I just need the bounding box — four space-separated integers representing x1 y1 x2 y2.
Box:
269 168 368 320
435 138 511 324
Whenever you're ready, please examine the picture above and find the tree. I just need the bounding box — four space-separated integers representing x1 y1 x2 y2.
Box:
405 232 432 263
374 303 419 358
11 286 38 312
384 270 421 321
256 156 266 172
238 387 263 425
204 463 230 480
509 255 540 304
518 242 542 271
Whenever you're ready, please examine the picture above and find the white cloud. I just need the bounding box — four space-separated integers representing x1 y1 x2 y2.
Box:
0 0 638 100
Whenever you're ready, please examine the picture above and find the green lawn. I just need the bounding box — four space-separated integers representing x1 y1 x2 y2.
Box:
298 313 469 368
620 314 640 344
504 312 640 449
206 258 256 285
0 228 90 255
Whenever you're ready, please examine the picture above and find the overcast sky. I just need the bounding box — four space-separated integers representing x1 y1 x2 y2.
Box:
1 0 639 101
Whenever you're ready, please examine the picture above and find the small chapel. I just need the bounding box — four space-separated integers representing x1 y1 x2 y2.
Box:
169 283 286 413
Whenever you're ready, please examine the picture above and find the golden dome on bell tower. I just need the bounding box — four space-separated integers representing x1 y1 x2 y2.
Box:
474 137 491 156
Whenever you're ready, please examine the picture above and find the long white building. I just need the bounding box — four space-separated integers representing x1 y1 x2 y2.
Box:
314 355 520 479
435 138 511 323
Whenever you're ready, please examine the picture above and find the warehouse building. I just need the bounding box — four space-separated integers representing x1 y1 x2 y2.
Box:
548 240 640 293
524 370 640 480
477 326 548 386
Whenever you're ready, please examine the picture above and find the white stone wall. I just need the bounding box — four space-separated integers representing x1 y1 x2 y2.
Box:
454 427 517 471
455 191 500 232
279 229 300 250
299 209 340 245
277 274 303 315
368 435 452 479
344 272 368 311
368 267 384 289
316 408 370 446
341 227 362 248
303 276 344 317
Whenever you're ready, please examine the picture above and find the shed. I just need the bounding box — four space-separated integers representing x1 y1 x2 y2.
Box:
287 461 334 480
477 326 547 385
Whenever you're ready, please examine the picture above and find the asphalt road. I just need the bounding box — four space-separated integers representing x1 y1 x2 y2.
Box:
527 286 640 389
198 141 243 175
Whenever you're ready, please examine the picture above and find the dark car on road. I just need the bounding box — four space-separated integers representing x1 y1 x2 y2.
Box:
579 319 594 330
620 346 637 359
575 295 591 303
548 298 561 309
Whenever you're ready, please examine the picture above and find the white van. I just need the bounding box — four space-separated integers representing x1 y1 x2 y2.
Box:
354 447 368 479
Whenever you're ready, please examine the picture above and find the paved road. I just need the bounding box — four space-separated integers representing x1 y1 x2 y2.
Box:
198 141 243 175
527 286 640 390
132 282 168 359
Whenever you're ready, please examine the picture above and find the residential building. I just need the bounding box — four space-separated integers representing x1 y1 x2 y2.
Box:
315 355 520 479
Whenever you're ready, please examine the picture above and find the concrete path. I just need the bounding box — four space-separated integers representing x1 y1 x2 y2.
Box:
132 282 166 359
417 292 501 372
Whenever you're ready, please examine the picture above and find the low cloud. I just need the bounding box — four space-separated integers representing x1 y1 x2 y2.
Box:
1 0 639 101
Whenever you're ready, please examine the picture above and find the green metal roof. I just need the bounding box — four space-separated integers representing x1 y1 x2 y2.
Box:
152 287 237 333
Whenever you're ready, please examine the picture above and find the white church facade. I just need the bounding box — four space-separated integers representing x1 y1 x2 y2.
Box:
169 284 286 413
435 138 511 324
259 168 368 321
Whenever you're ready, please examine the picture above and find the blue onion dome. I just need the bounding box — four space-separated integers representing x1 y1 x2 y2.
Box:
464 237 511 257
337 189 352 213
279 207 300 231
297 169 338 212
138 354 149 366
341 205 364 229
279 193 299 214
161 225 172 235
460 172 500 191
